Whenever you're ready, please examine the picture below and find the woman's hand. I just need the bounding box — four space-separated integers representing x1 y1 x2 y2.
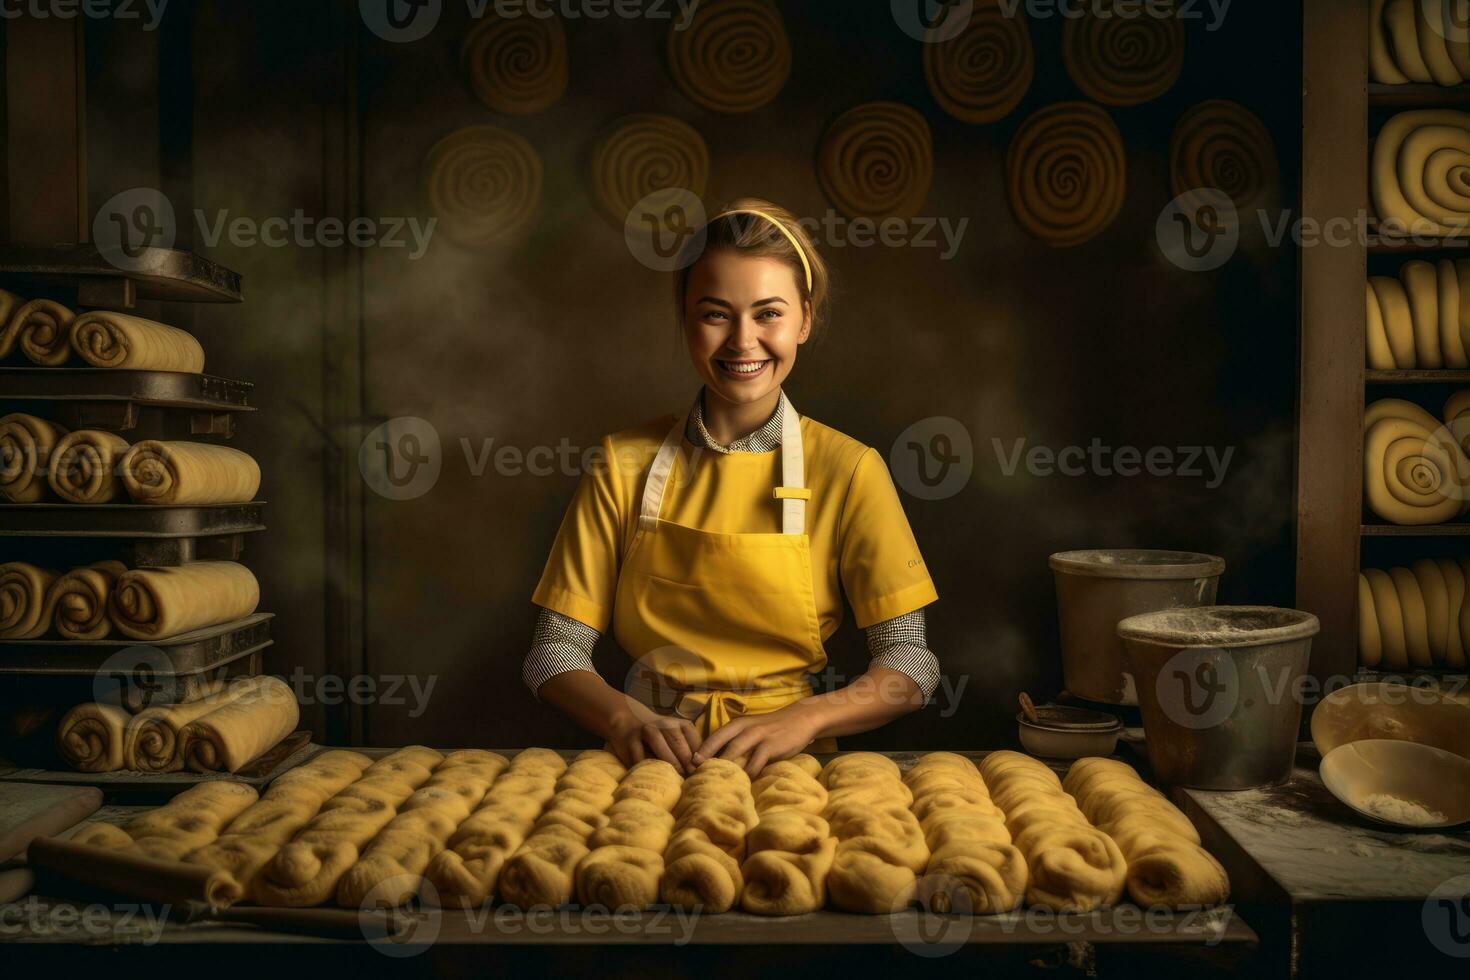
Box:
606 710 703 775
691 704 823 778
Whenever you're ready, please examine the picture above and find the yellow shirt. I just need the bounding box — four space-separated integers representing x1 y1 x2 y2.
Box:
532 413 938 640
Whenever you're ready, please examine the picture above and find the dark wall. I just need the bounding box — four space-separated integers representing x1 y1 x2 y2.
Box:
84 0 1303 750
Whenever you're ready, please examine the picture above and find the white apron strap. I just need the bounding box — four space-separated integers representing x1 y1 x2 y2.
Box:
637 392 807 535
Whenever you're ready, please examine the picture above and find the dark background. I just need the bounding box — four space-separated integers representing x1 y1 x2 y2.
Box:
59 0 1302 749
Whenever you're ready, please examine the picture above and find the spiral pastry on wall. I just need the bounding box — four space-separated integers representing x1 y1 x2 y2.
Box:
923 0 1033 124
1006 102 1125 247
817 101 933 221
666 0 790 114
1373 109 1470 238
425 125 543 248
461 9 568 115
1362 397 1470 525
1170 100 1278 218
1062 0 1183 106
590 114 710 225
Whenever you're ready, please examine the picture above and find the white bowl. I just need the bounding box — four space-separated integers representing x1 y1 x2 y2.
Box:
1319 739 1470 830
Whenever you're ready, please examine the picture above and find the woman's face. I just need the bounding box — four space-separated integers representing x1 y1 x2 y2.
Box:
683 249 810 407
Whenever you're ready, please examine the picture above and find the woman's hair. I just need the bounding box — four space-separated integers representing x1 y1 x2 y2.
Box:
673 197 831 338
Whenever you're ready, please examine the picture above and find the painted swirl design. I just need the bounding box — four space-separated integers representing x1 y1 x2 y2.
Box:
924 0 1034 124
590 114 710 224
1062 0 1184 106
666 0 790 114
1006 102 1125 247
461 9 568 115
817 101 933 220
1170 99 1278 215
425 125 543 248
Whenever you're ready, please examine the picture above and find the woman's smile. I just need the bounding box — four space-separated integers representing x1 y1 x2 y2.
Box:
715 357 772 380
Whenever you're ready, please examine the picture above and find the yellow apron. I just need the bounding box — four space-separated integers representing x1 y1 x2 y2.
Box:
612 393 836 753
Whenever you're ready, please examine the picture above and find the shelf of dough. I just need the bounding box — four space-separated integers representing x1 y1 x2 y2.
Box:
0 367 255 413
3 749 1258 957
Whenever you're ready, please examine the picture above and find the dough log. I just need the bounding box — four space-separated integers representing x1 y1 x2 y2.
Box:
0 288 24 358
424 748 567 907
86 780 261 862
979 751 1125 913
179 674 299 773
109 560 260 640
0 561 60 639
821 753 929 913
1 413 68 503
70 311 205 372
56 701 131 772
1363 398 1470 525
13 299 76 366
337 750 508 908
49 560 128 641
576 759 683 910
1359 559 1470 669
1372 109 1470 237
660 758 753 912
1065 757 1229 908
120 440 261 505
124 675 262 773
906 752 1026 915
47 429 131 503
739 756 833 916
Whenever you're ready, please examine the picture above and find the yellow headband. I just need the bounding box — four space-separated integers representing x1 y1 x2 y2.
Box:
710 208 814 293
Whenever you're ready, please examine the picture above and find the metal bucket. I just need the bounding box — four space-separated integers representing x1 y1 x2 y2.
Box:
1118 605 1320 789
1050 550 1226 705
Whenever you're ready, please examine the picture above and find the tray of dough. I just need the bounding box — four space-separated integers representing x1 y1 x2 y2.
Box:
0 367 254 410
0 613 273 674
0 500 266 538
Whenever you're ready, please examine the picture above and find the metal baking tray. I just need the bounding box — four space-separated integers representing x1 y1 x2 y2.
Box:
0 501 265 537
0 613 273 675
0 243 242 303
0 368 254 410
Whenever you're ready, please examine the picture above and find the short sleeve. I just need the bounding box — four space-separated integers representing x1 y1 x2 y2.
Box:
531 434 627 632
838 448 939 628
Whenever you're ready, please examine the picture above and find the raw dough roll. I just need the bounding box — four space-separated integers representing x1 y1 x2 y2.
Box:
660 758 754 912
1358 572 1383 668
576 759 683 910
424 748 566 907
1007 101 1125 248
179 675 299 773
589 114 709 225
817 101 933 221
1065 757 1228 908
1363 398 1470 525
1363 566 1410 670
1438 259 1469 367
1360 561 1468 669
923 0 1033 124
110 561 260 640
1372 0 1412 83
1369 275 1417 367
336 749 507 908
820 753 928 913
740 755 833 915
1438 557 1470 668
1414 0 1466 85
56 701 130 771
12 299 76 366
1171 100 1278 218
666 0 790 114
1402 260 1445 368
461 8 567 115
70 312 205 372
0 561 60 638
498 752 624 908
185 749 372 906
0 288 23 358
253 745 444 906
426 124 543 249
1 413 68 502
49 560 127 640
75 780 260 862
1372 109 1470 237
1367 282 1396 370
979 751 1125 912
47 429 131 504
906 752 1026 914
123 675 260 773
1385 0 1436 83
119 440 261 505
1062 0 1183 106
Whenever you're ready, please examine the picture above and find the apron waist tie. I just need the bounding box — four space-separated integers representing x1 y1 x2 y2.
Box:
626 671 813 733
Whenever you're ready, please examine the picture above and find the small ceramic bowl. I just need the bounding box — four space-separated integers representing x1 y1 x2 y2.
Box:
1017 704 1124 760
1319 739 1470 830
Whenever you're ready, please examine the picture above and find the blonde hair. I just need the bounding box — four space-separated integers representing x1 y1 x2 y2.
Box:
673 197 831 338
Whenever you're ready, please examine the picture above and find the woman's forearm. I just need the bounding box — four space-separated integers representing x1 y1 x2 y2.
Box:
537 669 639 740
797 666 925 740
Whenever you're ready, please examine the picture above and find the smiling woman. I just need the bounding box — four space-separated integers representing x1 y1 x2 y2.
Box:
525 198 942 778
